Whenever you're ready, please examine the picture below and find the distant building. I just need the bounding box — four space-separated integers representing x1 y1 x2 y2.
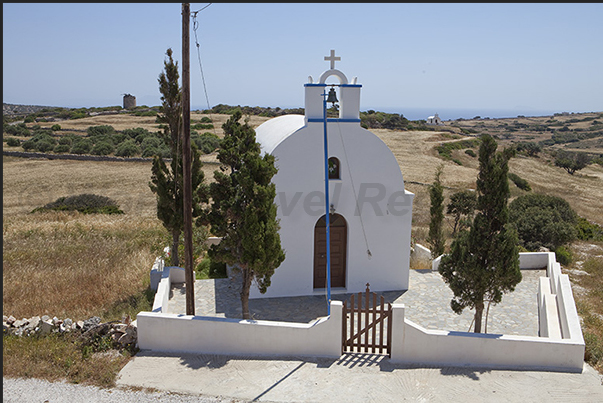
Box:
123 94 136 109
426 113 443 125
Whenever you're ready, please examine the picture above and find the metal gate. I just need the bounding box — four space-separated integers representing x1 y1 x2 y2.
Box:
342 283 392 356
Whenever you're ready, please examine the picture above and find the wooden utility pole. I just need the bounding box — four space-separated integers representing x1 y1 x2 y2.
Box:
182 2 195 316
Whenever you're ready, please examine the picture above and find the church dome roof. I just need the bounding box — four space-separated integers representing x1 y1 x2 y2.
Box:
255 114 305 155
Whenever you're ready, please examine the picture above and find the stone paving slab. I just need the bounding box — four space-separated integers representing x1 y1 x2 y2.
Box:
168 268 544 336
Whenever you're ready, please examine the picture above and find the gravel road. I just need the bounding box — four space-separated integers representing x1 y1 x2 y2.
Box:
3 377 246 403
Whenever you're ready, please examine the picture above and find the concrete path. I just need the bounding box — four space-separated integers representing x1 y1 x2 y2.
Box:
117 352 603 402
168 269 544 336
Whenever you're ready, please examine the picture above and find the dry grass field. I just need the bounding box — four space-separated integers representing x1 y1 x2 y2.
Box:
3 111 603 382
32 111 271 138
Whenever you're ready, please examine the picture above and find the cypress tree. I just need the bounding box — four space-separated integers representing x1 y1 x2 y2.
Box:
208 111 285 319
438 134 521 333
149 48 208 267
427 165 445 258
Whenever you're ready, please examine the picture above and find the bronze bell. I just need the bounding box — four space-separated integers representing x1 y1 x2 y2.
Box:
326 87 338 105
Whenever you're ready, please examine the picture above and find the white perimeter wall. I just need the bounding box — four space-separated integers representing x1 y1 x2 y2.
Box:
138 301 342 358
139 253 584 372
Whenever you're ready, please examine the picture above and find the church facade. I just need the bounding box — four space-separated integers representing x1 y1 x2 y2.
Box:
251 51 414 299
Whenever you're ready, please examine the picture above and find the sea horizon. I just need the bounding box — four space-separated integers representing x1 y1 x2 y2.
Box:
192 105 600 122
4 101 599 123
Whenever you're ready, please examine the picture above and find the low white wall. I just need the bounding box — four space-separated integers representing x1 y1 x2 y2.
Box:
431 254 443 271
390 305 584 372
149 257 164 291
138 301 342 358
412 243 431 261
519 252 554 269
393 252 585 372
141 252 584 372
538 277 562 339
151 265 185 313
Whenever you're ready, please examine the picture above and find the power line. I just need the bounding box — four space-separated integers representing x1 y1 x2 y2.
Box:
192 3 212 15
191 4 217 136
335 120 372 259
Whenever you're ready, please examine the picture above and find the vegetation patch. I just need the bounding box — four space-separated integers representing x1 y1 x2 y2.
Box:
508 172 531 191
509 193 577 251
2 332 132 387
32 194 124 215
576 217 603 242
196 254 227 279
435 138 480 160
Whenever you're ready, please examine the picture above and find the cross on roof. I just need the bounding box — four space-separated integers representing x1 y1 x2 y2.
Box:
324 49 341 70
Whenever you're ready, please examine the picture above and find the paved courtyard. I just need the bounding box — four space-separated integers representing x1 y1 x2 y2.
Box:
168 268 545 336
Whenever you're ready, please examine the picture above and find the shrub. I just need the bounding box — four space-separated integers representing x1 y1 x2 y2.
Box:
51 124 61 131
200 116 212 123
31 132 56 145
111 132 127 145
140 136 162 152
193 132 220 154
452 158 462 166
91 141 114 156
87 126 116 138
24 116 35 123
115 140 139 157
88 133 113 145
196 255 227 279
58 136 73 145
53 144 70 153
35 141 55 152
6 137 20 147
509 193 578 251
191 123 214 130
508 172 531 191
196 255 210 276
435 138 480 159
4 122 31 137
32 193 124 214
70 138 93 154
464 149 476 157
576 216 603 242
141 146 159 158
122 127 150 142
21 140 35 150
555 246 572 266
209 259 227 278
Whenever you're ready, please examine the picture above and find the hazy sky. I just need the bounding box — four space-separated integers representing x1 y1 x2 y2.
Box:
3 3 602 119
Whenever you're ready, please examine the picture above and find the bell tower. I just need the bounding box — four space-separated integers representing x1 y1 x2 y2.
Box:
304 50 362 123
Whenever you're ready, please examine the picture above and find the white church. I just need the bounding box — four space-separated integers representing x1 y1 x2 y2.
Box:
426 113 443 125
250 51 414 299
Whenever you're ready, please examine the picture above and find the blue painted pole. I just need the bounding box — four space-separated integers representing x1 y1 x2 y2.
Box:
322 88 331 315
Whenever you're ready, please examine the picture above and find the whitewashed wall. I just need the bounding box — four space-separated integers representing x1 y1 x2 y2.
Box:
390 307 584 372
140 253 584 372
137 301 342 358
252 117 414 299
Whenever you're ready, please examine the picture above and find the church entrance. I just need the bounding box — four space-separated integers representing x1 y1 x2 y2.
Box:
313 214 347 288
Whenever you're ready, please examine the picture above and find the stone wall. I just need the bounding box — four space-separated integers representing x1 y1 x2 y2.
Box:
3 314 137 350
3 150 160 163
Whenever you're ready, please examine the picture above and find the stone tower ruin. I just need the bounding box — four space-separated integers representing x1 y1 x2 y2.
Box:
123 94 136 109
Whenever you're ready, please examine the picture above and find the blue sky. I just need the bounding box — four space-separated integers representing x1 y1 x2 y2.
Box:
3 3 602 120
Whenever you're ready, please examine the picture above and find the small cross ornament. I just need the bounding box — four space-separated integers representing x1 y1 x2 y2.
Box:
324 49 341 70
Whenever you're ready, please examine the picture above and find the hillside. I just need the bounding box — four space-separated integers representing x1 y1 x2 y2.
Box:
4 109 603 228
3 107 603 375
